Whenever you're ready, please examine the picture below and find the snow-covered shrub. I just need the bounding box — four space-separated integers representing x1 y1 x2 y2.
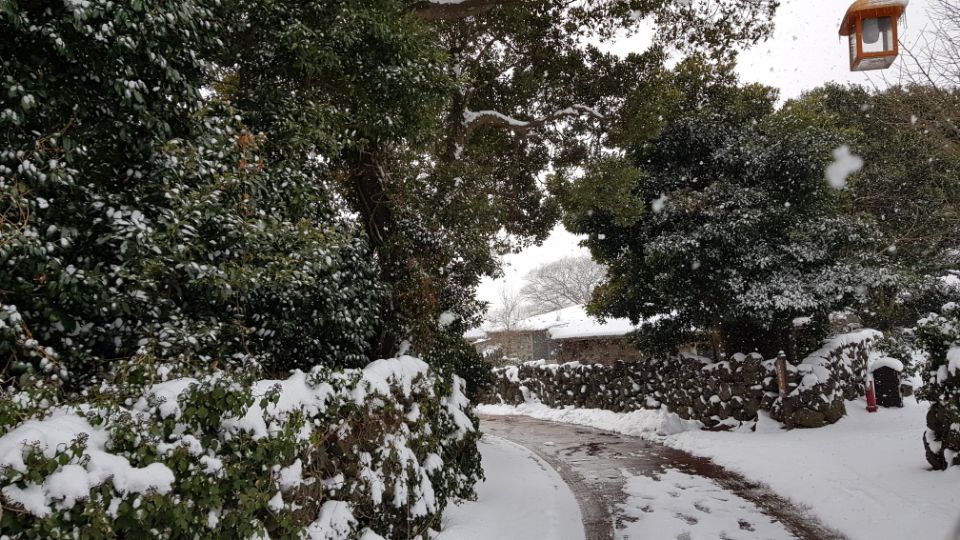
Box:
875 332 926 397
916 302 960 469
0 355 481 537
423 332 493 402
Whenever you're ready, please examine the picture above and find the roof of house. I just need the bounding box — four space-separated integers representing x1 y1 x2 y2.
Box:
465 305 640 341
463 327 488 341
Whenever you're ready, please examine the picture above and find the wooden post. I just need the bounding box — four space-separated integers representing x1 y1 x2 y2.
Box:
775 351 794 429
710 327 725 362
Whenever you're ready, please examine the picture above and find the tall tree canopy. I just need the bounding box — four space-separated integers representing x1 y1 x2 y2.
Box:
791 84 960 272
216 0 781 358
1 0 780 386
785 84 960 329
555 60 892 358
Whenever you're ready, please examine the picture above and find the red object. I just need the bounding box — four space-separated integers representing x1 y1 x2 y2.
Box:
866 379 879 412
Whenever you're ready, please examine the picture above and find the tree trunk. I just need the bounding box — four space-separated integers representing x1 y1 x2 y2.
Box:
343 147 404 359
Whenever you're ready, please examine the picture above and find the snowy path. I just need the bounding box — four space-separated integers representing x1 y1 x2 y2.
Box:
481 400 960 540
438 434 585 540
481 414 843 540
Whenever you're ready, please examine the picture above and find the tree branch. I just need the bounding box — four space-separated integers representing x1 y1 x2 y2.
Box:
411 0 527 21
462 104 603 140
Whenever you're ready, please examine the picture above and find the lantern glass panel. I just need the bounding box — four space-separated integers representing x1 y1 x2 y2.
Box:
861 17 894 53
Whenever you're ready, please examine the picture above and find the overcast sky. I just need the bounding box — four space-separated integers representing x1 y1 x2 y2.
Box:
475 0 934 308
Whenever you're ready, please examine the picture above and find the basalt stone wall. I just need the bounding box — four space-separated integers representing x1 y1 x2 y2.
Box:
486 330 883 431
921 350 960 470
762 330 881 428
487 353 766 431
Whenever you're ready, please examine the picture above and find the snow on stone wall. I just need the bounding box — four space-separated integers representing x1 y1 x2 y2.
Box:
762 330 882 427
485 330 883 430
486 354 765 431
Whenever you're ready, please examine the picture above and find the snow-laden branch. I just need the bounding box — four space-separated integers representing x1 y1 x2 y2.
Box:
411 0 527 20
463 104 604 136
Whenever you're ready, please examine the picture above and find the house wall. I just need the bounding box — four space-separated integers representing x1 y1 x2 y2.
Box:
556 337 643 365
474 330 555 362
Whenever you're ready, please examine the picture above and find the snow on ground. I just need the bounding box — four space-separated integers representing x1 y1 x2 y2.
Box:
479 399 960 540
618 468 797 540
438 435 584 540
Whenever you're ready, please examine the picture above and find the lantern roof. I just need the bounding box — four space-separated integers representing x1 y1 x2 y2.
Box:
839 0 908 36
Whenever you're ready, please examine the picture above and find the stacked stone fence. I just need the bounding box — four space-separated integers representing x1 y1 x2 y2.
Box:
485 329 882 431
923 363 960 469
763 329 881 427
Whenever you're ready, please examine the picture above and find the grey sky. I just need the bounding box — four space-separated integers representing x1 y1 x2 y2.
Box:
476 0 933 308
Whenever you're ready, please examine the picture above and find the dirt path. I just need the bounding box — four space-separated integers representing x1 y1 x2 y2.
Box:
480 414 846 540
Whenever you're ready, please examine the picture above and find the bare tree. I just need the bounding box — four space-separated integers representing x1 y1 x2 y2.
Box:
896 0 960 89
521 256 606 313
487 284 530 330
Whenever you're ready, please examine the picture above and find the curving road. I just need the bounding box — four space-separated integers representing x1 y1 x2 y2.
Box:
480 414 847 540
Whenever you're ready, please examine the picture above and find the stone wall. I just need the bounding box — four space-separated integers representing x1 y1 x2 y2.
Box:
485 330 882 431
488 353 766 430
763 330 881 428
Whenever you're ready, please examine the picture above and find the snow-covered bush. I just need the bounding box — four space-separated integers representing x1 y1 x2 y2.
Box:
1 1 390 383
916 302 960 469
0 355 481 537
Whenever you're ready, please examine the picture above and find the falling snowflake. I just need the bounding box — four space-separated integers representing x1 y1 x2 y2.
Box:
824 145 863 190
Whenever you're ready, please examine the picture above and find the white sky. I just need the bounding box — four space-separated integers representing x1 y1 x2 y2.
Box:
476 0 934 308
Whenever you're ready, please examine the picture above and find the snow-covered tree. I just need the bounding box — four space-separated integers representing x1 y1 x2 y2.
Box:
786 84 960 331
522 256 605 313
793 84 960 274
0 4 484 536
213 0 781 360
555 59 893 358
0 0 388 384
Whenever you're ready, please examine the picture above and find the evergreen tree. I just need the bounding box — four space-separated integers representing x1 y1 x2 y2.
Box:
555 60 892 358
1 0 784 384
793 84 960 274
788 84 960 330
212 0 781 361
0 0 386 383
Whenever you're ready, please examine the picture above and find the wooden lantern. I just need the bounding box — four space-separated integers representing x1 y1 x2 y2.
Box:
839 0 908 72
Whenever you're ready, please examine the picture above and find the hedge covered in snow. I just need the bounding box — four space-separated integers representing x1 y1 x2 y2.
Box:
917 302 960 469
485 330 882 431
0 356 481 538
